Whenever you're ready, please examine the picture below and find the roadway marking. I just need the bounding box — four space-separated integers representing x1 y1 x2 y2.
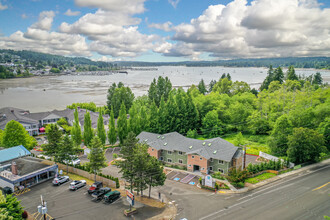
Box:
312 182 330 191
200 164 330 220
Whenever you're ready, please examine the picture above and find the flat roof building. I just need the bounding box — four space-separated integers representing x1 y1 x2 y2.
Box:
0 146 57 191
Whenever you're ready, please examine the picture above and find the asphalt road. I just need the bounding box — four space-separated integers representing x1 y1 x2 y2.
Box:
18 179 164 220
161 162 330 220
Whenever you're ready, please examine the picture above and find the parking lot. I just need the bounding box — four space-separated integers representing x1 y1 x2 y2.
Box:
18 179 164 220
166 170 200 186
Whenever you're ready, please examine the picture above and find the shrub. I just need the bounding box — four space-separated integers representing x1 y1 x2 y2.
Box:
226 168 250 183
211 172 225 180
231 182 245 188
113 153 118 159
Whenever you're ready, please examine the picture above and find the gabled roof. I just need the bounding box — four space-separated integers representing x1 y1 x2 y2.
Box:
137 131 239 162
0 145 31 163
0 107 38 130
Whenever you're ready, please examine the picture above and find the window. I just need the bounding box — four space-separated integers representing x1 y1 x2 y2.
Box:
202 168 205 170
210 158 213 162
168 151 172 155
200 157 202 160
209 166 213 171
160 150 163 153
188 164 191 167
159 157 163 161
218 168 224 173
167 158 172 163
151 149 154 151
218 160 224 164
192 155 195 159
178 151 183 155
178 159 183 164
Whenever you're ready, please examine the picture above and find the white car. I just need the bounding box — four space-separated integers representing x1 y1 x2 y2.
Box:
37 154 51 160
52 176 70 185
69 180 86 191
63 158 81 166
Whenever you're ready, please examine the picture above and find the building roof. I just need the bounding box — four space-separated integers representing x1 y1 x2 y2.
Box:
137 131 239 162
0 107 38 130
0 145 31 163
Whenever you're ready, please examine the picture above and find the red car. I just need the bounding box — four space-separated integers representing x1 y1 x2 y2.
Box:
88 181 103 194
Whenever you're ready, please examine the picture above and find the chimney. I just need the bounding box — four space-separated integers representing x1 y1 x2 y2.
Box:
11 162 18 175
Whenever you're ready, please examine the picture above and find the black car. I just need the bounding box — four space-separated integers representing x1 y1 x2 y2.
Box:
91 187 111 200
88 181 103 194
104 190 121 203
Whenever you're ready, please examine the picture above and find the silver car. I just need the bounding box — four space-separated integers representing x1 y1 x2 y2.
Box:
52 176 70 186
69 180 86 191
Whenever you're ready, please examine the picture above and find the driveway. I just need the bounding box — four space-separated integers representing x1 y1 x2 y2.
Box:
18 179 164 220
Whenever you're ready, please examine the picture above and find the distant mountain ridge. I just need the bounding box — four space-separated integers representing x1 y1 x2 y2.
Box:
1 49 329 69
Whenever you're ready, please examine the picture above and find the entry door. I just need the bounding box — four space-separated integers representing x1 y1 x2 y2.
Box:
194 165 200 171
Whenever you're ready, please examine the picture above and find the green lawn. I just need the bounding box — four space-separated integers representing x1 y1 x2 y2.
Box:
245 173 277 184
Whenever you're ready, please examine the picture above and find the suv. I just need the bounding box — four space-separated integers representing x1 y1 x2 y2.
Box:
88 181 103 194
92 187 111 200
69 180 86 191
104 190 120 203
52 176 70 185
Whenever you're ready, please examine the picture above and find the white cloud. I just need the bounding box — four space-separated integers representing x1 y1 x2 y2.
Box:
168 0 180 9
74 0 146 14
64 9 81 16
0 11 90 57
60 3 159 58
164 0 330 59
31 11 55 31
0 2 8 10
149 22 173 32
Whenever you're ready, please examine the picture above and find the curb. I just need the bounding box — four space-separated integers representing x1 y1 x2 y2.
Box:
245 159 330 192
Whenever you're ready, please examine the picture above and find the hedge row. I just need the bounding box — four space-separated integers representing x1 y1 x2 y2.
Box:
246 159 287 175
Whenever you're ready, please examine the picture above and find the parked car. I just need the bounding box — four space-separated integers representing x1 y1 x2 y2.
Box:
103 190 120 203
88 181 103 194
63 158 81 166
69 180 86 191
92 187 111 200
52 176 70 185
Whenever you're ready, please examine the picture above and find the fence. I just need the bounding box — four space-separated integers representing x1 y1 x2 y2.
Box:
259 151 295 168
41 160 116 188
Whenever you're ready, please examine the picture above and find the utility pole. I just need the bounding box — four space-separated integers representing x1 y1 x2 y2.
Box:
240 145 247 169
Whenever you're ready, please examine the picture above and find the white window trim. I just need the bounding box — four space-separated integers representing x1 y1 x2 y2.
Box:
209 166 213 171
167 158 172 163
200 157 203 160
168 151 172 154
178 151 183 155
218 160 224 164
192 155 195 159
178 159 183 164
159 157 163 161
218 168 224 173
210 158 213 162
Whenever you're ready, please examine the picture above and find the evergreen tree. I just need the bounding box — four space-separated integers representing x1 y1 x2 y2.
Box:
157 96 168 134
146 156 166 198
97 111 106 145
208 79 217 92
260 65 274 90
148 76 172 106
58 135 76 173
128 103 141 135
175 88 188 134
273 67 284 84
198 79 207 95
0 191 24 219
166 92 179 132
44 124 62 160
83 111 93 146
71 108 82 146
87 136 107 181
139 106 149 132
312 72 323 85
185 94 200 131
286 66 298 81
148 101 158 133
186 129 197 138
108 107 117 145
117 102 128 144
269 115 293 156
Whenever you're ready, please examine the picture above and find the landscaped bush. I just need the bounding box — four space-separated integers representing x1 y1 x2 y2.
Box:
220 184 230 190
113 153 118 159
247 159 284 175
201 185 216 191
211 171 225 180
231 182 245 188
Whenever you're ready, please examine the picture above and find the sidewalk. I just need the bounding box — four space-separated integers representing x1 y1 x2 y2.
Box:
219 159 330 194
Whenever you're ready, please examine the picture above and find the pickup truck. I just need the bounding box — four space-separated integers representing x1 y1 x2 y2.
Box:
88 181 103 194
91 187 111 201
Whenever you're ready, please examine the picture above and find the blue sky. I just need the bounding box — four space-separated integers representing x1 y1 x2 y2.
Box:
0 0 330 62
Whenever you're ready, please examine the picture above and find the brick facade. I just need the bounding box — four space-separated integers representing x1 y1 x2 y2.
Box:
187 154 208 174
148 147 159 159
